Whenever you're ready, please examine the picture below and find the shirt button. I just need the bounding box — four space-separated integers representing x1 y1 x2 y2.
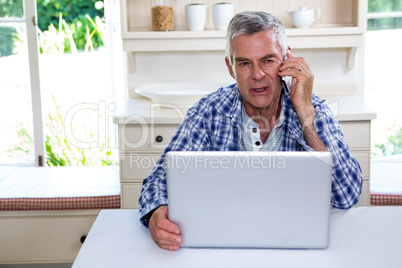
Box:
252 128 257 133
255 141 261 146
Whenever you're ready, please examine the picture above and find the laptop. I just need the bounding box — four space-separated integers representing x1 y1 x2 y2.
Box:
166 151 333 249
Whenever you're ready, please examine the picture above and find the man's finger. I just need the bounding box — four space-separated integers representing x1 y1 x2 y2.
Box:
153 227 183 243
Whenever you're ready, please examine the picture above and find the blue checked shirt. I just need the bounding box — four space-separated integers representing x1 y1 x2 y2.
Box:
138 83 363 227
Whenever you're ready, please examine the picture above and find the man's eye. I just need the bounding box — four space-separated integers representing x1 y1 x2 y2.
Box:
239 62 249 66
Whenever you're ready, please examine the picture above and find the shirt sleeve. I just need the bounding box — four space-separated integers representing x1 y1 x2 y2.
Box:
138 116 209 227
290 103 363 209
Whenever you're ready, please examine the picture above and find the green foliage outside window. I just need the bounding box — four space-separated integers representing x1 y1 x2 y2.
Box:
0 0 104 56
36 0 103 32
36 12 105 54
369 0 402 12
368 0 402 30
0 0 23 17
36 0 105 52
373 128 402 157
8 93 117 167
0 0 22 56
0 26 17 57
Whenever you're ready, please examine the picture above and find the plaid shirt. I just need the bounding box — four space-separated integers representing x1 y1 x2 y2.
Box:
138 83 362 227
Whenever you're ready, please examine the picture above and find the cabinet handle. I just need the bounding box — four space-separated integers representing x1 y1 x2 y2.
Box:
155 135 163 143
80 235 87 244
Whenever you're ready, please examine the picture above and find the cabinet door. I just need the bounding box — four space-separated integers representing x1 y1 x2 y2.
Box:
121 183 142 209
351 151 370 178
356 181 370 207
120 153 162 182
0 215 96 262
119 124 179 151
340 121 371 150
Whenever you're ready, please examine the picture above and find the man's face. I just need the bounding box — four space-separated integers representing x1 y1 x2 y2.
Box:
225 30 285 112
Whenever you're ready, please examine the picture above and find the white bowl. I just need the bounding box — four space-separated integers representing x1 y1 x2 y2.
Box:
135 82 224 108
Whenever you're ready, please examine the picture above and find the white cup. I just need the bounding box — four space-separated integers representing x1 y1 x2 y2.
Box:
212 3 234 31
185 4 207 31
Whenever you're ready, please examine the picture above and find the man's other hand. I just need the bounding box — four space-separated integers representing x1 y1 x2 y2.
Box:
149 205 184 251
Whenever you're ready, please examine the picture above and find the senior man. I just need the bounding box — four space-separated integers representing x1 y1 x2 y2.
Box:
138 11 362 251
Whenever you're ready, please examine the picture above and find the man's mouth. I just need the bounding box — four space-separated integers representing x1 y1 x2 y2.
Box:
252 87 268 93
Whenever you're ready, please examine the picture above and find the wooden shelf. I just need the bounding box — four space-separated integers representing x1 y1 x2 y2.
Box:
122 28 364 50
123 24 362 38
121 27 363 68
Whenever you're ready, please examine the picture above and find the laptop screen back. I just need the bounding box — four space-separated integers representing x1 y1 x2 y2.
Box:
166 151 333 249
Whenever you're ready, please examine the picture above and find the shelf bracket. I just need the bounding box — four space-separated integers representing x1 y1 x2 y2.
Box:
346 47 358 69
126 52 137 73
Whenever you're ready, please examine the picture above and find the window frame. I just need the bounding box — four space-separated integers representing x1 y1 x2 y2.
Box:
24 0 45 166
0 0 45 166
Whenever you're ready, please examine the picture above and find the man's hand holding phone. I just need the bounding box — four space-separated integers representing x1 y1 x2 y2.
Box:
278 50 315 127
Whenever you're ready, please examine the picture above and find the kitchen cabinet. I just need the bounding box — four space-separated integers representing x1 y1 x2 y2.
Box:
120 0 367 67
0 210 98 263
115 99 183 209
115 96 376 208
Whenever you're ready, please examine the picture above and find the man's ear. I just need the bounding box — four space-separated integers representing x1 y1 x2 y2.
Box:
225 57 235 79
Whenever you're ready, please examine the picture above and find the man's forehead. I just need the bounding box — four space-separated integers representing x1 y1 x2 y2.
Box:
231 30 282 60
232 29 277 43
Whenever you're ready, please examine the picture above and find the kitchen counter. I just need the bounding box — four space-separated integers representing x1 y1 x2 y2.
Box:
114 98 186 125
324 95 376 121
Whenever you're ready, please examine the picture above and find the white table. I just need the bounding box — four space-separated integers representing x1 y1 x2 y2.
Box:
73 207 402 268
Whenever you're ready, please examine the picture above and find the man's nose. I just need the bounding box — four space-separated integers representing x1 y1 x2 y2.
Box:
251 65 265 80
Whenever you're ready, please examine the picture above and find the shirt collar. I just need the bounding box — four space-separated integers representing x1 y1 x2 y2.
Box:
216 83 290 127
241 93 286 129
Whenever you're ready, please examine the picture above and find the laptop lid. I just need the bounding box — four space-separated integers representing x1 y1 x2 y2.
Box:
166 151 333 249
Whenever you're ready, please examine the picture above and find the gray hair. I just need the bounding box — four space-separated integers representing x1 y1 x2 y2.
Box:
226 11 288 65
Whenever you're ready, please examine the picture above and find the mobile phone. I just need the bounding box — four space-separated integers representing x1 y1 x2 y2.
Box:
284 49 289 60
282 49 291 94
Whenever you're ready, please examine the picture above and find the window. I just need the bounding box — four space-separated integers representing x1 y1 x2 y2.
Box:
365 0 402 156
0 0 44 166
0 0 120 167
365 0 402 204
367 0 402 30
